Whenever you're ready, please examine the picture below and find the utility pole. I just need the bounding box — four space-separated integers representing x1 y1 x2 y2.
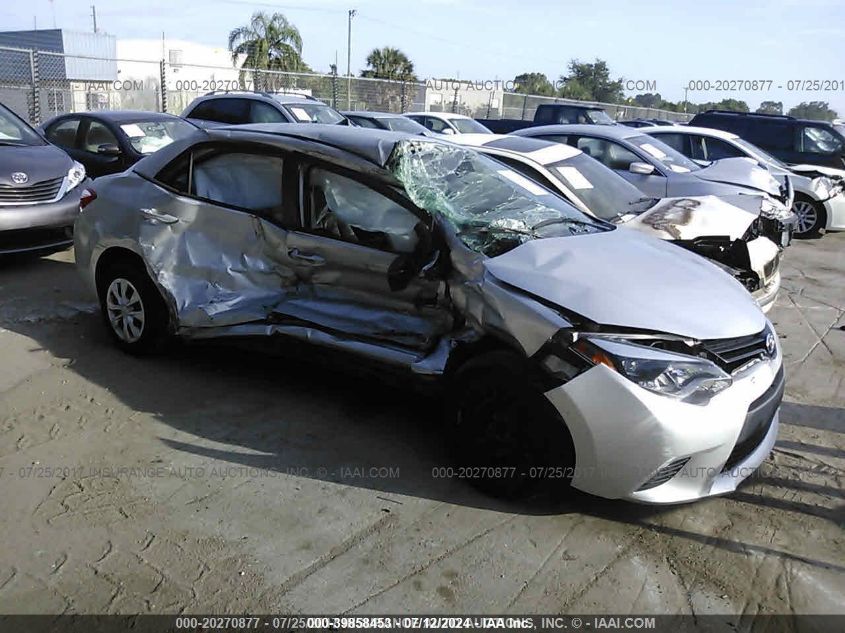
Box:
346 9 356 110
91 5 98 33
683 86 689 113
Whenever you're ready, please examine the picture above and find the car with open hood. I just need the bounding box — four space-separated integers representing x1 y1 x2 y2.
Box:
74 124 783 504
642 125 845 237
449 133 789 312
0 102 89 256
512 124 795 210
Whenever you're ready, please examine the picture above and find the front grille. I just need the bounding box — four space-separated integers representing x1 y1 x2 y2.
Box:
0 176 64 204
721 366 784 472
701 329 772 374
0 226 73 252
637 457 690 491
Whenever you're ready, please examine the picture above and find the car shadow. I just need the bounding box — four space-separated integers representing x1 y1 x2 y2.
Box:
2 255 843 573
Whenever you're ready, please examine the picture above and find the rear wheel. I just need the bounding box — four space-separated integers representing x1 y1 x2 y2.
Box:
98 261 169 354
792 196 826 237
447 351 575 499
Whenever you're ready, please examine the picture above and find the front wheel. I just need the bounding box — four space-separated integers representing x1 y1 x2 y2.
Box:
792 197 826 237
447 351 576 499
98 261 170 354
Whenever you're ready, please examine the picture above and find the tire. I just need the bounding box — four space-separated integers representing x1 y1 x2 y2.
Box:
446 350 576 499
98 260 170 355
792 196 826 237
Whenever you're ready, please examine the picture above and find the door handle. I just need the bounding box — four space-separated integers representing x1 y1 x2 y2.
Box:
140 208 179 224
287 248 325 265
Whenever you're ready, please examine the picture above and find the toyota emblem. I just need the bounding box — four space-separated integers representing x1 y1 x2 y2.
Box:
11 172 28 185
765 333 776 356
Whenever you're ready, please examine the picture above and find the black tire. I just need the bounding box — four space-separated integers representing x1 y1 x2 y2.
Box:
446 350 576 499
97 260 170 355
792 196 826 238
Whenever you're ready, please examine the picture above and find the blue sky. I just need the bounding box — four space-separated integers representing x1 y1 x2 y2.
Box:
4 0 845 113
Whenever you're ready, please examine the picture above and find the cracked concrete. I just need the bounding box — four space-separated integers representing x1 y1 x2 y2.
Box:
0 234 842 615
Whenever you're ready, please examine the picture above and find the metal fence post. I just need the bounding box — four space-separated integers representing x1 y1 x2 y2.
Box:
521 94 527 121
451 86 459 113
331 68 338 109
400 81 407 113
29 50 41 125
159 60 168 113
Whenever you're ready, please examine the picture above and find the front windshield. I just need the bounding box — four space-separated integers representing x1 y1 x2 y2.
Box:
382 116 429 134
546 153 655 220
121 119 197 154
387 140 609 257
0 105 44 146
732 136 789 169
628 134 700 172
451 118 492 134
281 102 345 124
586 110 615 125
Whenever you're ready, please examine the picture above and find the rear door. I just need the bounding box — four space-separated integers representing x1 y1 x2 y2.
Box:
745 119 798 163
278 159 453 352
797 124 845 168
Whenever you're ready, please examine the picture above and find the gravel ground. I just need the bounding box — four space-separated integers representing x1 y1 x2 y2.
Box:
0 234 842 615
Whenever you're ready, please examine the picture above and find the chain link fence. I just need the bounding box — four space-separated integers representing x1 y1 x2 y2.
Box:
0 46 690 126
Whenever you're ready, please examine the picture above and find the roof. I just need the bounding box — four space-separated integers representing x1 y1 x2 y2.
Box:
693 109 839 126
641 125 739 140
72 110 185 123
448 133 581 164
404 111 474 120
513 123 643 140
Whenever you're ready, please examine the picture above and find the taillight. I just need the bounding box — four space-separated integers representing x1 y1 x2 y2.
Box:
79 188 97 210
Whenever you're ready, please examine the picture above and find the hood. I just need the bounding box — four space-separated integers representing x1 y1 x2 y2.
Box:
484 229 766 340
0 143 73 186
788 164 845 180
695 157 781 196
624 195 758 241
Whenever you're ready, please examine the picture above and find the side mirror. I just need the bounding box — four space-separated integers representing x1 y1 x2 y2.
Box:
629 161 655 175
97 143 121 156
440 128 456 136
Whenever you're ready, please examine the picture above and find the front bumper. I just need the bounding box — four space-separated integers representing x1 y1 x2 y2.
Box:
822 193 845 231
544 350 783 503
0 183 87 255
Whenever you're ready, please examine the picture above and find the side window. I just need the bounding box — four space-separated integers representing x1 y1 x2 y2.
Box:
652 133 688 156
575 137 640 171
349 116 380 129
425 117 450 133
82 120 119 153
193 152 284 217
188 98 249 124
46 118 81 148
746 121 793 151
306 167 421 254
703 137 745 160
689 136 707 161
250 101 286 123
156 147 286 223
800 126 843 154
492 155 558 193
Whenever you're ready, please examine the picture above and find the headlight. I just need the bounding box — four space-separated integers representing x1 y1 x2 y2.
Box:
66 161 86 192
569 337 732 404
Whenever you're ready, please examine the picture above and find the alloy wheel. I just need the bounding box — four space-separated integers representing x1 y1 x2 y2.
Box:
106 278 146 343
792 200 818 234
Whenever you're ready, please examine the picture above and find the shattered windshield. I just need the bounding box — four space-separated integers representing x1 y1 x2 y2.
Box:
545 153 656 220
387 140 610 257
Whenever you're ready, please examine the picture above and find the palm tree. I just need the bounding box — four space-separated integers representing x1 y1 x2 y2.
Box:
361 47 416 82
228 12 307 85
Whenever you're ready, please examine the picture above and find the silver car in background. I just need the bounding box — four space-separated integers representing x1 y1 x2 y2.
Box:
75 125 782 504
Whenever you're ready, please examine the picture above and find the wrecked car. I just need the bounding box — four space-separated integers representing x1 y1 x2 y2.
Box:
512 124 795 212
75 125 783 504
642 125 845 237
450 134 787 312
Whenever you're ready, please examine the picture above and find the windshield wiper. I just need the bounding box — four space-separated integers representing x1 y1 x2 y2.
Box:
0 141 28 146
531 216 604 231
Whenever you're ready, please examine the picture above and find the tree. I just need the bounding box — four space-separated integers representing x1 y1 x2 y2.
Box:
757 100 783 115
787 101 839 121
557 59 623 103
694 98 750 113
360 47 416 81
228 11 307 83
629 93 665 109
512 72 554 96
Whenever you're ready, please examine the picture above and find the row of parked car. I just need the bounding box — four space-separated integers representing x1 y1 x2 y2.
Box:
1 90 836 505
